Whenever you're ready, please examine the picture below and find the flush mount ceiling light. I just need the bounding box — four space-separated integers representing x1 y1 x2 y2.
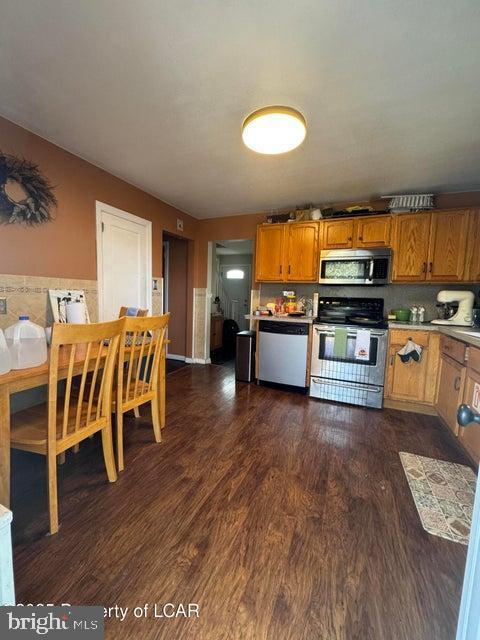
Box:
242 106 306 155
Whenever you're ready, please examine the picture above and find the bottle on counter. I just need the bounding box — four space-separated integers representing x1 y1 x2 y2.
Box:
5 316 48 369
418 305 426 324
410 306 418 324
0 329 11 375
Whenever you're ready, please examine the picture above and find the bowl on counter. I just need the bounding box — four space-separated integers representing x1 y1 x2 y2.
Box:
391 309 411 322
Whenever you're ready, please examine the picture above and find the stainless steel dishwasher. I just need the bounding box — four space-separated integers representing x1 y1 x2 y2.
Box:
258 321 309 387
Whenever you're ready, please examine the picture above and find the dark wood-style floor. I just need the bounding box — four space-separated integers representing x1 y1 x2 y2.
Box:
11 364 472 640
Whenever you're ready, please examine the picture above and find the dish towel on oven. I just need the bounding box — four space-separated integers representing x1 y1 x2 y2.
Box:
333 327 348 358
354 329 371 361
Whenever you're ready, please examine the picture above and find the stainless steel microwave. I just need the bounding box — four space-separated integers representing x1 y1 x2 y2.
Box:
319 248 391 285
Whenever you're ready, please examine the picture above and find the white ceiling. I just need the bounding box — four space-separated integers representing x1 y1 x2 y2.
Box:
1 1 480 219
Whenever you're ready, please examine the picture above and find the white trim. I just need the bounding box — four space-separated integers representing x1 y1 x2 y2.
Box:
186 357 211 364
0 505 14 605
191 288 196 360
456 470 480 640
96 201 152 321
167 354 186 361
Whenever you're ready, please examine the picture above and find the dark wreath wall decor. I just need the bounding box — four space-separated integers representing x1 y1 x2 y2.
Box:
0 152 57 225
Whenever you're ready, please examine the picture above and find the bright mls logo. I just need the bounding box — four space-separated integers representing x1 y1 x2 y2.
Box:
0 606 103 638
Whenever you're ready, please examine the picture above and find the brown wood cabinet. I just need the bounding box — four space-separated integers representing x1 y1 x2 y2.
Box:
255 224 286 281
321 219 354 249
466 210 480 282
391 213 431 282
210 314 224 351
436 352 466 435
285 222 320 281
459 360 480 462
355 216 391 247
385 329 438 405
427 210 470 282
255 222 320 282
321 216 391 250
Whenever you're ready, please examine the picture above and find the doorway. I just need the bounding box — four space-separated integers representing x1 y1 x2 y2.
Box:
96 201 152 320
210 239 253 366
163 233 188 368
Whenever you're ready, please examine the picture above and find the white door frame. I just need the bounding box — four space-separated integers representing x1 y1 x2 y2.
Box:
95 201 152 321
456 467 480 639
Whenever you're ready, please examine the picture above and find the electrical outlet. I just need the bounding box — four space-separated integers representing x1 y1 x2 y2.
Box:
176 218 184 232
0 298 6 314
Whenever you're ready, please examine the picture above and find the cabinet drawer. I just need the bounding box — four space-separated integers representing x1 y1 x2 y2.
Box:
468 346 480 375
389 329 430 348
440 334 467 364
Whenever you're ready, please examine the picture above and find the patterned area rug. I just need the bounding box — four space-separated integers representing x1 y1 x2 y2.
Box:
400 452 477 545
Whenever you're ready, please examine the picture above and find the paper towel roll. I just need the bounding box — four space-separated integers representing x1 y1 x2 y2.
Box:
66 302 87 324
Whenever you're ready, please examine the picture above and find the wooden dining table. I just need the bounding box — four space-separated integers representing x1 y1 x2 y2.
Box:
0 343 166 509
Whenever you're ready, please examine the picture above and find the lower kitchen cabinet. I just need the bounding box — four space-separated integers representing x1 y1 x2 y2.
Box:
385 330 438 405
460 366 480 462
436 353 466 435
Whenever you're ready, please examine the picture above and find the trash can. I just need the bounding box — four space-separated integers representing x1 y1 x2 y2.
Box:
235 330 256 382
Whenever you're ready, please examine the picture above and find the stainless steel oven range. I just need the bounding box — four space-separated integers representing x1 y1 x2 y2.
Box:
310 297 388 409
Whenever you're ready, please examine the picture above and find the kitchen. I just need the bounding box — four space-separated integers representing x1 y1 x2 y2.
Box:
245 206 480 464
2 2 480 639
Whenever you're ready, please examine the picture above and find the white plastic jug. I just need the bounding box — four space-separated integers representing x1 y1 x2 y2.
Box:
0 329 11 375
5 316 48 370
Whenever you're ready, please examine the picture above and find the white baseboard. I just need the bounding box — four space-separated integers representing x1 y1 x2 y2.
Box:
185 357 211 365
166 354 186 361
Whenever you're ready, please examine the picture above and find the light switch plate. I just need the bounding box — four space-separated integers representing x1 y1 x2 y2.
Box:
0 298 6 314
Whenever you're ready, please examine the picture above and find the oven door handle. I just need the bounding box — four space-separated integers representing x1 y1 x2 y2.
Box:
311 378 383 393
314 328 386 338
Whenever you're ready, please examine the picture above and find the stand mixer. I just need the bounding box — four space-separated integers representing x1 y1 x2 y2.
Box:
431 290 474 326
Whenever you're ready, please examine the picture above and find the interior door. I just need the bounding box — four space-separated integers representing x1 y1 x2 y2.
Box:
97 203 151 320
427 210 469 282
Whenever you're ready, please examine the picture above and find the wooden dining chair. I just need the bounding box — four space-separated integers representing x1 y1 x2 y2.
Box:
116 314 169 471
10 319 124 535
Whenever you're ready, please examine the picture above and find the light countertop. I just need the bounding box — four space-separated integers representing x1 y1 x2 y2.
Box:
245 314 314 324
389 321 480 348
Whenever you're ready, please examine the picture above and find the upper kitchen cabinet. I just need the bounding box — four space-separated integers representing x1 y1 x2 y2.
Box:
321 219 354 249
255 222 320 282
466 209 480 282
255 224 286 281
427 210 470 282
285 222 320 281
355 216 391 248
392 212 431 282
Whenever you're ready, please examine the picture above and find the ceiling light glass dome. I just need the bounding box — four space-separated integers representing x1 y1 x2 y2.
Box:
242 106 306 155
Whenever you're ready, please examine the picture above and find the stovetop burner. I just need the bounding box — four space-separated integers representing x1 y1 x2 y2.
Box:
315 297 387 329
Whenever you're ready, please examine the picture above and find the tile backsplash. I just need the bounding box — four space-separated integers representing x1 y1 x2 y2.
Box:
259 283 480 322
0 274 98 331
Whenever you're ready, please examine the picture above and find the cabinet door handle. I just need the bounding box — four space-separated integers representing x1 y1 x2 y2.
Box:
422 262 427 273
348 236 352 241
428 262 433 273
454 376 461 391
279 265 282 274
288 265 291 274
358 236 363 241
390 355 394 365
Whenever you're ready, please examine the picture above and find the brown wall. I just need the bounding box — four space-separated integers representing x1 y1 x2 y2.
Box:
0 116 197 279
166 235 188 356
